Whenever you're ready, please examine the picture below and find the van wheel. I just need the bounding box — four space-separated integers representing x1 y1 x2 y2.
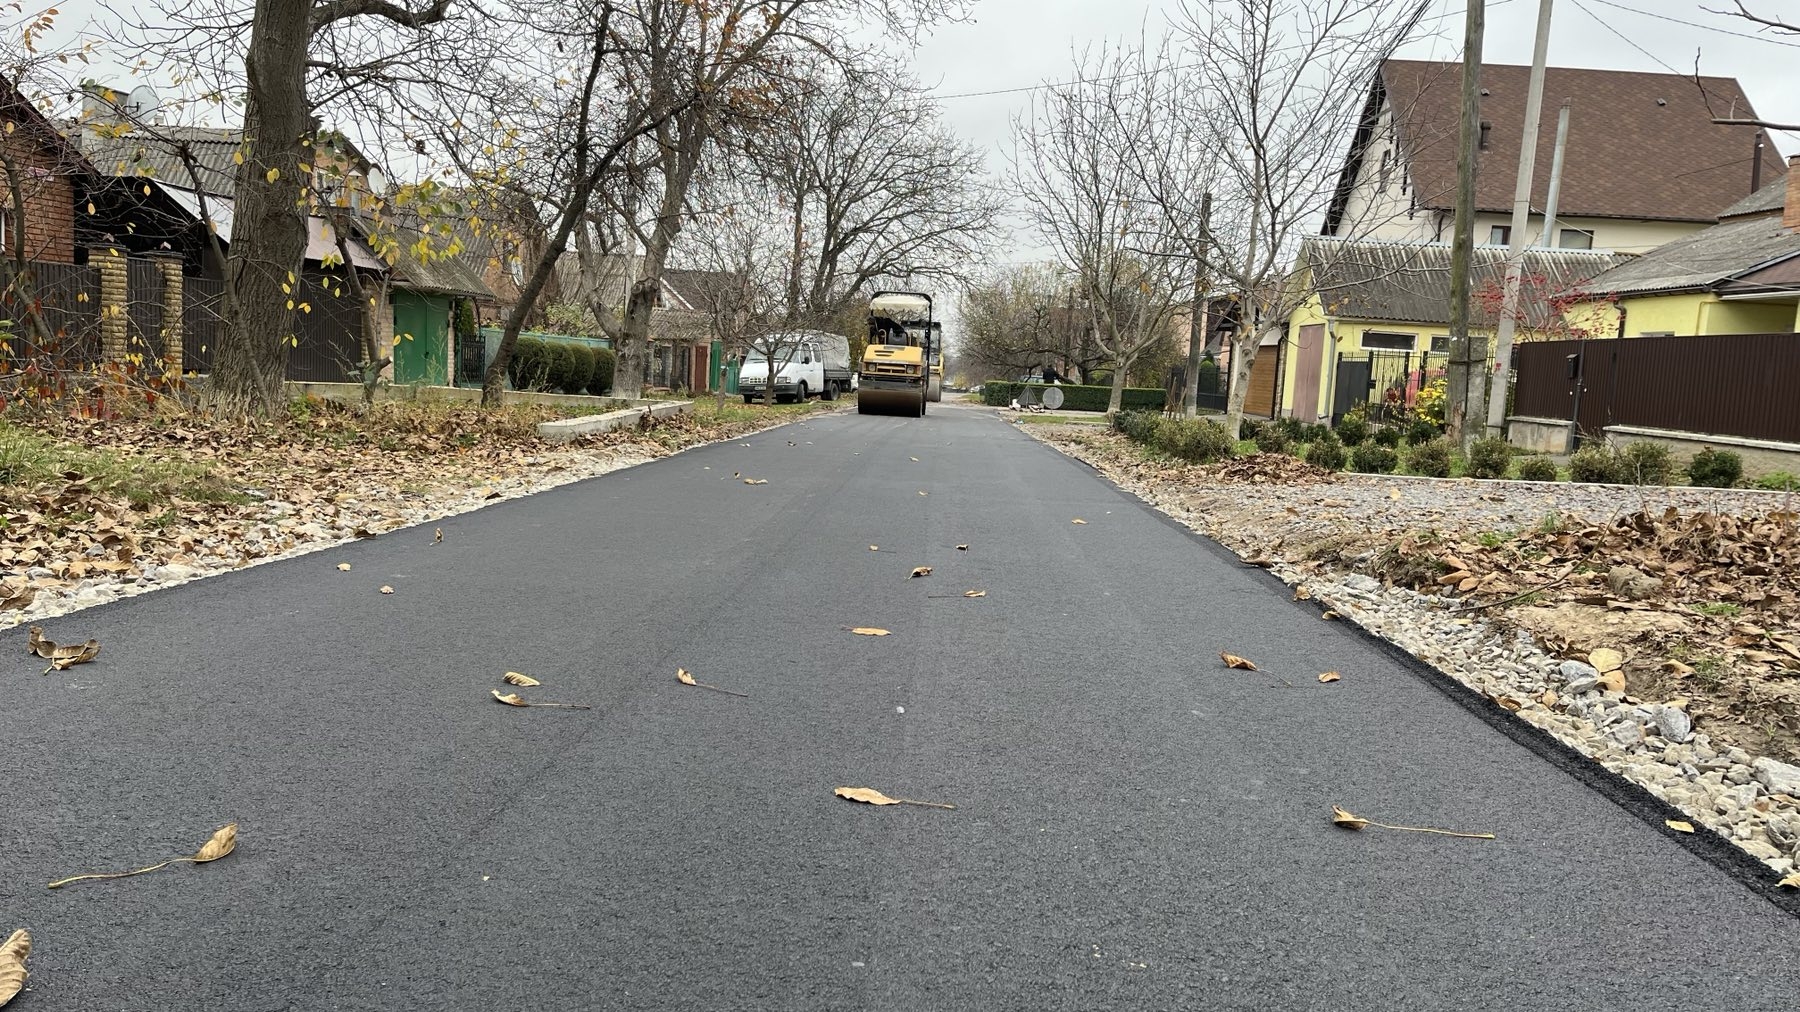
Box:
743 395 755 405
796 381 808 402
821 380 837 401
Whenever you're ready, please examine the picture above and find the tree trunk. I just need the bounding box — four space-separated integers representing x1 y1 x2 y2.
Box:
1107 362 1128 413
204 0 311 416
1182 288 1205 417
1222 328 1260 440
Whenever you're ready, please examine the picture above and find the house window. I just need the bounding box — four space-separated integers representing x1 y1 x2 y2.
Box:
1429 335 1450 354
1362 331 1417 351
1378 148 1393 192
1558 228 1594 250
1487 225 1511 246
1479 121 1492 150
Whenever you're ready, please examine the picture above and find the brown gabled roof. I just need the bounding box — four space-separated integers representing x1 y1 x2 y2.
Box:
1380 59 1785 224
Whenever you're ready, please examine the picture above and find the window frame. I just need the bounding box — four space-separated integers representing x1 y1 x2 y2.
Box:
1557 228 1595 250
1361 331 1418 352
1487 225 1511 246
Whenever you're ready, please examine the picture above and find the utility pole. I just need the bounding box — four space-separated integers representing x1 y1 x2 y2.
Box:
1533 100 1571 247
1446 0 1486 447
1182 191 1213 417
1483 0 1554 437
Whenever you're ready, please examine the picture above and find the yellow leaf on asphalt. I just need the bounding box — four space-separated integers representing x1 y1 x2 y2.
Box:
1318 671 1340 683
1071 518 1087 524
45 639 100 672
1666 819 1695 834
955 544 969 551
379 585 394 595
918 491 928 496
963 590 986 598
1589 647 1624 674
1321 610 1339 621
0 928 29 1008
434 528 443 544
675 667 748 697
1329 805 1494 839
492 690 530 707
1331 806 1369 830
834 786 955 810
503 672 541 687
910 566 932 579
1220 652 1258 671
869 545 879 551
676 668 696 685
743 478 767 485
910 457 919 462
26 626 52 658
851 628 891 636
47 823 237 889
1780 873 1800 889
337 563 351 571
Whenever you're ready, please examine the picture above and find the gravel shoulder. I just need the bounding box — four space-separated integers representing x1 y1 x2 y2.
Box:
1025 417 1800 885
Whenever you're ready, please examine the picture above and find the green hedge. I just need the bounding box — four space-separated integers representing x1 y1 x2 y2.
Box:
589 347 616 396
980 381 1165 412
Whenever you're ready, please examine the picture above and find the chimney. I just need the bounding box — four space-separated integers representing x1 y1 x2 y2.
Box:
1787 155 1800 231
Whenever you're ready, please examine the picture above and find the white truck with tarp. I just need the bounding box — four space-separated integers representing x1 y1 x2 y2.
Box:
738 330 855 403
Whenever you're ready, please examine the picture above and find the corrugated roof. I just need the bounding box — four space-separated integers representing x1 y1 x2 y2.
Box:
1300 237 1620 325
1380 60 1784 223
379 221 493 298
1577 215 1800 297
1717 177 1791 221
69 123 241 195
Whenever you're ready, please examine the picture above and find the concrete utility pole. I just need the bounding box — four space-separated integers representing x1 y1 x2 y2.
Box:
1445 0 1486 446
1484 0 1555 437
1181 191 1213 417
1534 100 1571 247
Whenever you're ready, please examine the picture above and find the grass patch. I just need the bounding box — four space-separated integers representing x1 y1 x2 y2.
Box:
0 418 240 505
1696 602 1743 618
1015 412 1110 425
1475 529 1516 549
687 396 841 427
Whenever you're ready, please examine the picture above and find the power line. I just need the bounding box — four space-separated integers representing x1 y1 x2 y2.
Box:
1580 0 1800 49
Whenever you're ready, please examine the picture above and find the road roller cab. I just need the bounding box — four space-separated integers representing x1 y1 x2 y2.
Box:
861 291 934 417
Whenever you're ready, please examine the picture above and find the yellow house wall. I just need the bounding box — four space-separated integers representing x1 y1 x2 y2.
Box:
1697 299 1796 335
1282 298 1487 419
1566 292 1800 337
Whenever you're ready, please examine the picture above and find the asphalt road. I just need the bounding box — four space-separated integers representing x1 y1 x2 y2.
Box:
8 401 1800 1011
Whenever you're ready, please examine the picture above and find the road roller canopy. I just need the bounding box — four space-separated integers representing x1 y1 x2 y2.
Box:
869 292 932 324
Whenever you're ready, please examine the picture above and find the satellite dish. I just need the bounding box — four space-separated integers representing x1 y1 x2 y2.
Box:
1017 384 1037 406
1041 386 1065 411
123 85 159 120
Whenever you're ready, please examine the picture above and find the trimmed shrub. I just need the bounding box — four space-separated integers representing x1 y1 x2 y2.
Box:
1254 426 1291 454
1299 422 1329 444
561 344 595 395
1617 440 1674 486
1239 418 1266 443
507 336 550 391
1373 426 1403 448
1335 411 1369 447
1569 444 1620 484
1196 359 1221 393
1351 442 1399 474
1465 436 1512 480
1110 409 1160 442
1274 416 1306 441
1684 447 1742 488
1406 437 1454 478
1405 415 1441 446
981 382 1164 412
588 347 616 396
543 342 575 393
1156 416 1236 463
1305 432 1346 471
1516 456 1560 483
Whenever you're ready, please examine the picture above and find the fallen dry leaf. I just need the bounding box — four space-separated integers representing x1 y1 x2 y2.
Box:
743 478 768 485
834 786 955 810
909 566 932 579
1598 669 1626 694
0 929 28 1009
963 590 986 598
1293 586 1312 601
1588 647 1624 674
491 689 591 710
1665 696 1689 710
869 545 880 551
674 667 748 698
1780 873 1800 889
379 585 394 595
1071 518 1087 524
26 626 52 659
503 672 541 687
1387 488 1402 500
337 563 351 571
955 544 969 551
44 639 101 673
1220 652 1259 671
1318 671 1340 683
47 823 238 889
850 628 891 636
917 491 928 496
0 580 33 612
1329 805 1494 839
1540 689 1560 708
1321 610 1339 621
1663 659 1695 676
910 457 919 462
1491 693 1523 712
434 528 443 544
1666 819 1696 834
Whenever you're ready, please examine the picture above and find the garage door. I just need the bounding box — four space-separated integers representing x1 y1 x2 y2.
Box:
1243 347 1281 418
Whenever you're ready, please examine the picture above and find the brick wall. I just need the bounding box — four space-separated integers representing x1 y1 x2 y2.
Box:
0 124 78 264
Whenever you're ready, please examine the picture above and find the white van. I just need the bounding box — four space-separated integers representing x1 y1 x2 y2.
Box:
739 331 855 403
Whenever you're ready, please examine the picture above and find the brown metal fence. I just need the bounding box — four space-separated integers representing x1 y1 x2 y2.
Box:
5 262 102 363
285 270 365 383
1514 334 1800 443
125 258 166 363
182 276 225 374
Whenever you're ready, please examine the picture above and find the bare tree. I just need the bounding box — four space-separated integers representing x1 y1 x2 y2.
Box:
1705 2 1798 35
1010 43 1188 413
1175 0 1427 437
957 263 1108 384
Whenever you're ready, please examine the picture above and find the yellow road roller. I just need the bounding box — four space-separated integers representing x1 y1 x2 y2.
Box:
860 291 935 417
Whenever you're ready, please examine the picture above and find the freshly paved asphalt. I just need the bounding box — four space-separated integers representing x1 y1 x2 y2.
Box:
7 401 1800 1011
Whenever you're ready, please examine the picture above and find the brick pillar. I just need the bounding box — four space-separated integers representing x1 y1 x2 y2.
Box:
151 253 185 375
96 245 129 363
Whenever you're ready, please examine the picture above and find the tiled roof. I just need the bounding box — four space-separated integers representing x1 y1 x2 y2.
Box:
1300 237 1620 325
1379 60 1785 223
1576 214 1800 297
